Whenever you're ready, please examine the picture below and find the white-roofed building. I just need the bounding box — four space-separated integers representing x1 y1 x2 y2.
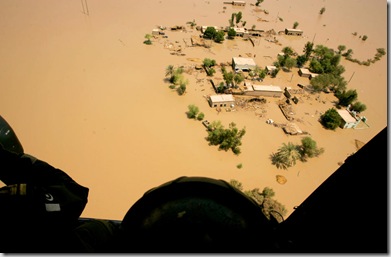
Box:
208 94 235 108
337 109 359 129
285 28 303 36
232 57 257 72
232 1 246 6
243 82 283 98
298 68 312 78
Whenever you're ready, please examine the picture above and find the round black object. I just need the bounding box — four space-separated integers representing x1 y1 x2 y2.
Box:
118 176 275 253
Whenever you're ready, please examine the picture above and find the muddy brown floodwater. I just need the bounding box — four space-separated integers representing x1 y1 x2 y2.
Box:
0 0 387 220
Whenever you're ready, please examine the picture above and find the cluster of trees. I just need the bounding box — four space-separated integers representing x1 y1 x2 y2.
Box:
227 27 237 39
185 105 245 155
320 108 342 130
218 66 245 92
228 11 245 27
335 89 366 112
320 100 366 130
165 65 188 95
203 27 225 43
343 47 386 66
274 46 297 72
205 120 246 155
203 58 217 76
298 43 367 115
270 137 324 169
186 104 205 120
203 11 249 42
229 180 287 223
248 66 267 81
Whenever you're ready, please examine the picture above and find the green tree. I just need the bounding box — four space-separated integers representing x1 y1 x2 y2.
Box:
284 56 297 71
320 108 342 130
303 41 314 59
350 102 367 113
258 69 267 80
206 121 246 155
143 34 152 45
310 73 333 92
196 112 205 121
309 59 324 74
342 49 353 58
293 21 299 29
296 54 308 68
277 55 286 67
235 12 243 24
177 83 187 95
299 137 324 161
203 58 217 76
313 44 333 59
217 82 226 93
214 30 225 43
231 13 236 26
233 73 244 87
337 45 346 54
271 142 301 169
187 104 199 119
282 46 294 57
227 27 236 39
376 48 386 56
223 71 234 87
203 58 216 68
206 67 216 76
310 73 347 93
203 27 217 39
169 67 185 85
335 89 358 107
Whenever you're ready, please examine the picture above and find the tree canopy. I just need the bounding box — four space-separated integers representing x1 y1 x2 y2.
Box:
335 89 358 107
206 121 246 155
227 27 236 39
299 137 325 161
271 138 325 168
203 27 217 40
320 108 342 130
186 104 200 119
271 142 301 170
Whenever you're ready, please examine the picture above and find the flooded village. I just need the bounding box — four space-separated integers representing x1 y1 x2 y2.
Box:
0 0 386 220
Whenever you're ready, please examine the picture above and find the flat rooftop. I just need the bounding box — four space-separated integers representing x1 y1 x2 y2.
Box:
337 109 358 123
232 57 257 66
209 94 235 102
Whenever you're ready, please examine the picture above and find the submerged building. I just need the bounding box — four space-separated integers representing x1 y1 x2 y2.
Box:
232 57 257 72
